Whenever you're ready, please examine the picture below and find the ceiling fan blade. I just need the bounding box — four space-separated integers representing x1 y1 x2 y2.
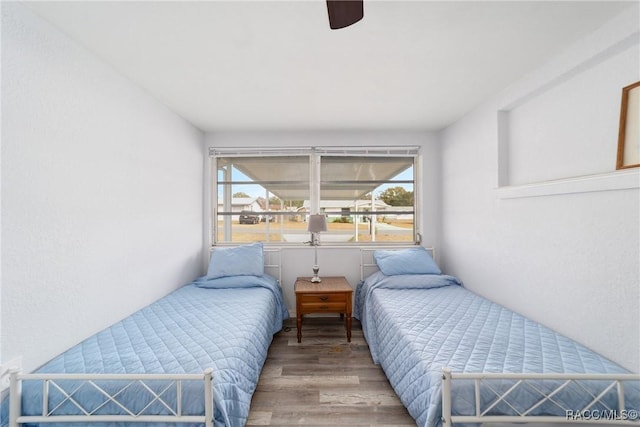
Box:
326 0 363 30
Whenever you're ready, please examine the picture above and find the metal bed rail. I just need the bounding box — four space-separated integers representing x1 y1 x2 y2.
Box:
263 247 282 285
9 368 214 426
442 368 640 425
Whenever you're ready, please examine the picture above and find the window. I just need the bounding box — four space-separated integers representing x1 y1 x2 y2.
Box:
210 147 419 245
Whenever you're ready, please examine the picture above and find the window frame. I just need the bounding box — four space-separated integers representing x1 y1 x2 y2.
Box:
208 146 421 247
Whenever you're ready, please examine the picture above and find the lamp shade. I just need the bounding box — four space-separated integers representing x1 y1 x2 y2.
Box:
307 214 328 233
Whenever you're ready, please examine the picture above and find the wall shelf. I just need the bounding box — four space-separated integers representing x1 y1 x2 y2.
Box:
495 168 639 199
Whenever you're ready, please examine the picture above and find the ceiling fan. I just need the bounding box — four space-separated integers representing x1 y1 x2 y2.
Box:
326 0 364 29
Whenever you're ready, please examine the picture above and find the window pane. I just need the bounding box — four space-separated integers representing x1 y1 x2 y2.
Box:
215 156 310 243
319 156 414 243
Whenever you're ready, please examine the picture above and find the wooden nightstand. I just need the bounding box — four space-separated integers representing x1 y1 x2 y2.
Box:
294 276 353 343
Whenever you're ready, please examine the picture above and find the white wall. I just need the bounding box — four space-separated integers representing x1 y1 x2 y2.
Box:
205 131 441 309
440 7 639 372
1 3 204 373
0 35 3 362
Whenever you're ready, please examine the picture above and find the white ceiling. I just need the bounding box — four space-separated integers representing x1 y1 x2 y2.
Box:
25 1 633 132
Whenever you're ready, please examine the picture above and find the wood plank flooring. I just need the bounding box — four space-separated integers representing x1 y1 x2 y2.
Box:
247 316 416 426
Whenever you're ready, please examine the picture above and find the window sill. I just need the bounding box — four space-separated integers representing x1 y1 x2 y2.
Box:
495 169 639 199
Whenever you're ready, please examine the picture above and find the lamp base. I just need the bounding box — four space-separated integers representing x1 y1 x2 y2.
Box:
311 265 321 283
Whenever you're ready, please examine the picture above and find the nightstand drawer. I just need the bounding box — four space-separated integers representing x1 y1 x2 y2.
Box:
298 293 347 304
300 302 347 312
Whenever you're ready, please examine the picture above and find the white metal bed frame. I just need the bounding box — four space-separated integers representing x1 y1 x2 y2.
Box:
7 248 282 427
442 369 640 426
9 370 215 427
360 248 640 426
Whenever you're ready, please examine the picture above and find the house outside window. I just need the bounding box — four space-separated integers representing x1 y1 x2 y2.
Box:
209 147 419 245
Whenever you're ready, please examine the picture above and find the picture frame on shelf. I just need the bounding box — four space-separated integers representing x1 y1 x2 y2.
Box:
616 80 640 169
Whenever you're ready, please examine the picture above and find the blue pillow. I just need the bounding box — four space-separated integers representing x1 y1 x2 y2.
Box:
374 247 441 276
206 242 264 279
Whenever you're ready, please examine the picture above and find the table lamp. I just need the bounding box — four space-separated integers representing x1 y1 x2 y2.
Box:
307 214 328 283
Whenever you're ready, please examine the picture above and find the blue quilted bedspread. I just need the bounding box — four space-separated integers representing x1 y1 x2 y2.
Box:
355 271 639 427
1 274 288 427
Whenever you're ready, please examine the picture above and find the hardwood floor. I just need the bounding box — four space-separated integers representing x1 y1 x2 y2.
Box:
247 316 416 426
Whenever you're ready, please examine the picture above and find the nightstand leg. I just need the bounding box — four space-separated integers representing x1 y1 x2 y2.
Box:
346 314 352 342
296 314 302 343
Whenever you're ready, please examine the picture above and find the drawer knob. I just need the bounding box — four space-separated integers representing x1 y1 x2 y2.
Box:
319 296 329 301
